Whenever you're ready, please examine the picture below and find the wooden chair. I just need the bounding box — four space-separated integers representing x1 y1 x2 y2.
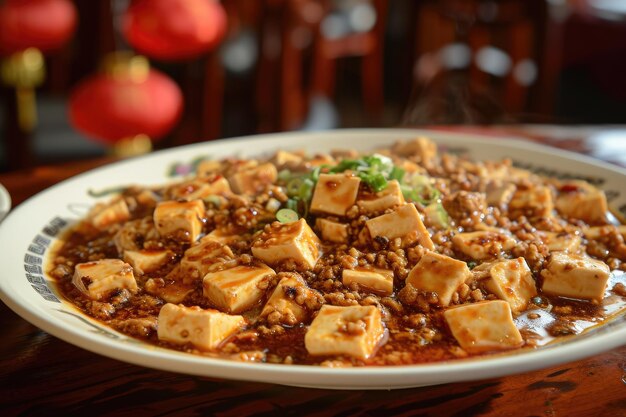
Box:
407 0 549 123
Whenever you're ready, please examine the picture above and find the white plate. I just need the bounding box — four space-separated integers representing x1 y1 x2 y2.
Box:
0 182 11 222
0 129 625 390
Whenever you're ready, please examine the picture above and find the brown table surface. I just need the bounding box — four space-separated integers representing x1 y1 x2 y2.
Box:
1 126 625 417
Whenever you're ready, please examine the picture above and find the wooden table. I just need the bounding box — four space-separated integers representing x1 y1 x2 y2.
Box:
1 127 625 416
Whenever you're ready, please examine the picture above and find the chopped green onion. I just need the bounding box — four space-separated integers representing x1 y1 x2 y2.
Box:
276 208 299 223
359 172 387 192
286 198 299 212
204 195 222 207
467 261 477 270
390 166 405 182
424 202 450 229
278 169 293 182
310 166 322 182
299 178 315 201
286 178 303 196
401 173 440 205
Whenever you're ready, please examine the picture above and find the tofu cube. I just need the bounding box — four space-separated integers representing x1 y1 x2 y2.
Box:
342 268 394 296
357 180 405 214
167 177 232 201
145 277 195 304
204 228 247 245
365 204 434 250
307 154 335 167
153 199 205 243
260 274 313 325
274 150 303 166
482 258 537 312
316 218 349 243
405 251 470 306
556 182 608 224
508 186 553 219
392 137 437 167
486 182 516 208
196 159 223 177
310 173 361 216
251 219 321 270
537 231 581 252
157 303 245 351
124 249 172 275
203 264 275 313
72 259 137 300
304 305 386 360
444 300 523 353
176 239 234 283
540 252 610 302
584 225 626 240
89 198 130 230
228 162 277 195
452 231 517 260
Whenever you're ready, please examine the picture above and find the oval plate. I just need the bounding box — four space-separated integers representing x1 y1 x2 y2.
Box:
1 129 625 390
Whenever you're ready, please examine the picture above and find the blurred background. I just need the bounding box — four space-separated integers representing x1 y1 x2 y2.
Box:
1 0 626 172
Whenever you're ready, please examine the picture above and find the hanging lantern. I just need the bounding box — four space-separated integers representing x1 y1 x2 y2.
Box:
68 53 183 155
122 0 227 61
0 0 77 56
0 0 76 135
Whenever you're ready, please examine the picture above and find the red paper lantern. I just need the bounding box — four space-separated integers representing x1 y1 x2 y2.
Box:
0 0 77 55
69 54 183 145
122 0 227 61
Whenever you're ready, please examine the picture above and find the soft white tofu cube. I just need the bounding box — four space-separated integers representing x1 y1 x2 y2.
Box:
176 239 235 283
304 305 386 360
556 182 608 224
196 159 223 177
157 303 245 351
482 258 537 312
444 300 523 353
228 162 277 195
251 219 321 270
310 173 361 216
508 186 553 219
167 177 232 201
357 180 405 214
203 264 275 313
540 252 610 302
153 199 205 243
123 249 172 275
486 182 516 208
204 228 247 245
342 268 393 296
405 251 470 307
392 137 437 167
307 154 335 167
452 231 517 260
260 274 312 324
274 150 303 166
89 198 130 230
584 225 626 240
72 259 137 300
316 218 349 243
537 231 582 252
145 278 195 304
365 204 434 250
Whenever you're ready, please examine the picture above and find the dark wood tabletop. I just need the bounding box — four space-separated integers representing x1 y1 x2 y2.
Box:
1 127 625 417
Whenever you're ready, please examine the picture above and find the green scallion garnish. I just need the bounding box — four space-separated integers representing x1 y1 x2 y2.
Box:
276 208 299 223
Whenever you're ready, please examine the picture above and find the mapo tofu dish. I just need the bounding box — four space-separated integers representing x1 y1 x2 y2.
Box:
48 137 626 366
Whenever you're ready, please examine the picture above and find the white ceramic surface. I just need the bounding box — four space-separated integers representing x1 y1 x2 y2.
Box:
0 183 11 222
0 129 625 390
